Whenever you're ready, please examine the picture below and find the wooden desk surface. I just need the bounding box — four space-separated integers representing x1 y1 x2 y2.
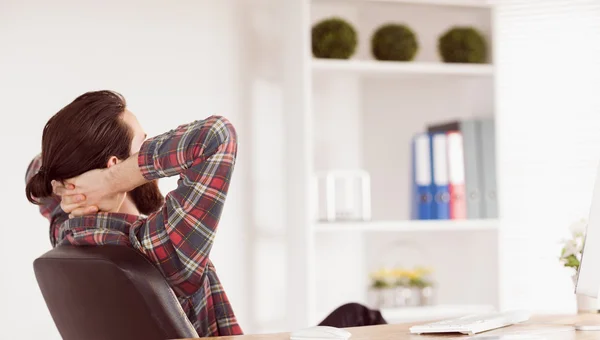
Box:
184 314 600 340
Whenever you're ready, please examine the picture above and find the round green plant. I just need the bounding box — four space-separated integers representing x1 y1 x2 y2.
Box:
371 24 419 61
438 26 487 63
312 17 358 59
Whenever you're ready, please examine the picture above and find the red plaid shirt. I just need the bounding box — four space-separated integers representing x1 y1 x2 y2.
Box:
25 115 242 337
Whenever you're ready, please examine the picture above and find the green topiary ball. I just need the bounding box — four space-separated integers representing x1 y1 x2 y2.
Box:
371 24 419 61
438 26 487 63
312 17 358 59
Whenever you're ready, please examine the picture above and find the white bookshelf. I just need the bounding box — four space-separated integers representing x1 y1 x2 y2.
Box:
315 219 499 232
278 0 499 331
312 59 495 77
245 0 598 333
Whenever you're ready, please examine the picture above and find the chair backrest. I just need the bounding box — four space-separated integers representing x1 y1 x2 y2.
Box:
33 245 199 340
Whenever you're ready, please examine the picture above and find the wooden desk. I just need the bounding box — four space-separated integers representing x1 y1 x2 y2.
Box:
184 314 600 339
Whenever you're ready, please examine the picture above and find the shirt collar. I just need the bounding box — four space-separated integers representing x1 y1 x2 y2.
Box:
56 212 141 243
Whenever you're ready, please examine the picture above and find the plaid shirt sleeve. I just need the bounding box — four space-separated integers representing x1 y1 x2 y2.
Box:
25 154 68 246
130 115 237 297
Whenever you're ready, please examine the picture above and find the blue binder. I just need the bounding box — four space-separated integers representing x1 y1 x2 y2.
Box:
411 134 434 220
430 133 450 219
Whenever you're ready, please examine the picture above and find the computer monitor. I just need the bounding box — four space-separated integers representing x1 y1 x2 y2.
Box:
575 166 600 298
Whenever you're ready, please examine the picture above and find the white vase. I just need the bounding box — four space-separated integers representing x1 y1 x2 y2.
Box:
572 275 599 313
394 286 411 307
576 294 599 313
420 286 435 306
368 287 396 309
367 288 385 309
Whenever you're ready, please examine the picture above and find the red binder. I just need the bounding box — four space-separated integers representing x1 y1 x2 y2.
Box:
447 131 467 219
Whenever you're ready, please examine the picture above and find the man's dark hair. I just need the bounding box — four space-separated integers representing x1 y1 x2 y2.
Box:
26 90 164 215
26 90 132 203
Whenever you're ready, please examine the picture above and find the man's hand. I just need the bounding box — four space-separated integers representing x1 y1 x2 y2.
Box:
52 181 99 217
52 152 148 218
52 167 126 217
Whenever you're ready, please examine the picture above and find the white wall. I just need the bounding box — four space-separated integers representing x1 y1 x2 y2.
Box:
0 1 253 338
495 0 600 312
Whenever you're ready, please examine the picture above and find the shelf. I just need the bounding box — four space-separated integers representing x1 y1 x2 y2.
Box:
314 219 499 232
380 304 496 323
312 0 494 8
312 59 494 77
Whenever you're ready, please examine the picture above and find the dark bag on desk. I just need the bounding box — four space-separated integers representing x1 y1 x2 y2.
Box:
318 303 388 328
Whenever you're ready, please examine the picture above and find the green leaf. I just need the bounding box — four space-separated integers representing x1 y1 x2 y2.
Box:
563 254 580 269
371 279 389 289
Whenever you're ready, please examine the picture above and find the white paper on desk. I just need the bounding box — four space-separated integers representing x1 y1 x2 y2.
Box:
468 326 575 340
469 336 545 340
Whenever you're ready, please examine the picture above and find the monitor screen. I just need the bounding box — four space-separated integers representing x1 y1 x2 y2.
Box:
575 165 600 298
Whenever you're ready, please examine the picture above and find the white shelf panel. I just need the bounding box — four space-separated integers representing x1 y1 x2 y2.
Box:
381 304 496 323
315 219 499 232
312 59 494 77
312 0 494 9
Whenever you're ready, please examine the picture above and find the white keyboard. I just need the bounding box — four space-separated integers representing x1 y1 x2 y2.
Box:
409 310 531 335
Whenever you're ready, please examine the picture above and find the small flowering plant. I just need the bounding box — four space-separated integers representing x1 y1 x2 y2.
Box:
560 219 588 272
370 268 393 289
393 267 434 288
370 266 434 289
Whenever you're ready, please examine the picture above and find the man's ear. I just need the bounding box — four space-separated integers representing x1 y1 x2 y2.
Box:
106 156 120 168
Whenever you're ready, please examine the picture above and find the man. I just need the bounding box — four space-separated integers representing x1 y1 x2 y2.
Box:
25 90 242 337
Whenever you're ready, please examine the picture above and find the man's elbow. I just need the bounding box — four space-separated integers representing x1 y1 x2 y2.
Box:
208 115 237 144
25 154 42 184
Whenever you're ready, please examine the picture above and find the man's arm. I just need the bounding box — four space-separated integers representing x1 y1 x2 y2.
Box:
25 154 69 246
58 115 237 296
128 116 237 297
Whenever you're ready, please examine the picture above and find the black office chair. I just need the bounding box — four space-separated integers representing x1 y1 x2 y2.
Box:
33 245 199 340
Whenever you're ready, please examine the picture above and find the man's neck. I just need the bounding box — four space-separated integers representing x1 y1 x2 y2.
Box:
118 196 140 216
